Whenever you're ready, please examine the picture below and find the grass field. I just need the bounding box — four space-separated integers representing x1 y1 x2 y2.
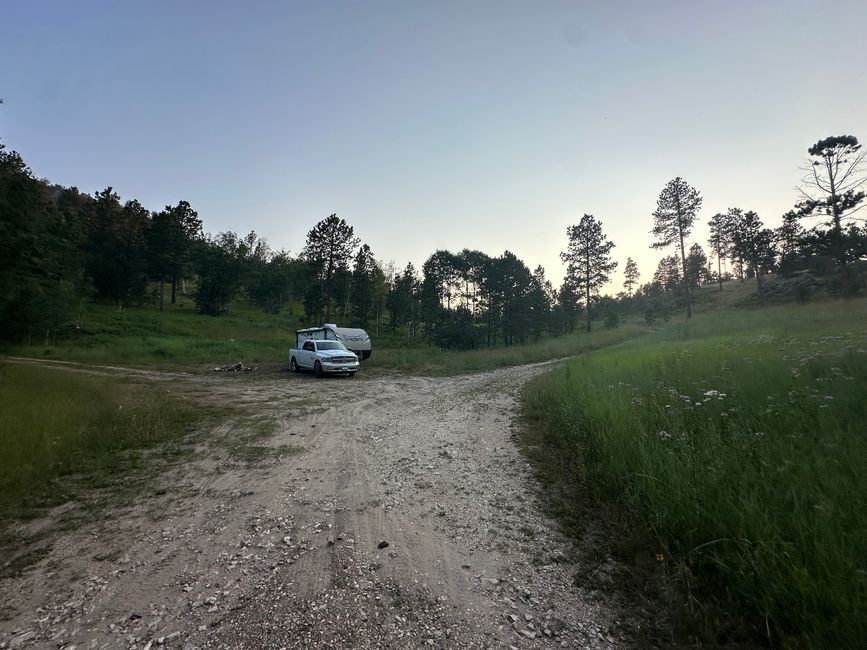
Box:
2 298 651 376
367 323 648 375
0 363 201 526
522 296 867 647
2 301 305 368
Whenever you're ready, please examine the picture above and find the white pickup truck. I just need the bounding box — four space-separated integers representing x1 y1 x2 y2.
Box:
288 339 359 378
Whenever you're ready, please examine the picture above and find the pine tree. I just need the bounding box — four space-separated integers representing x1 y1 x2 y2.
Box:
147 201 202 310
729 211 776 305
684 243 709 290
707 212 730 291
776 210 806 276
651 177 702 318
797 135 866 265
560 214 617 332
351 244 379 327
301 214 359 321
623 257 640 296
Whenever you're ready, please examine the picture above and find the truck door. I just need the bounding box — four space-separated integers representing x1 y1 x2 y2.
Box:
300 341 316 368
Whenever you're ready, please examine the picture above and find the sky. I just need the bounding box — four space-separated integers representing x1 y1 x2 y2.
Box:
2 0 866 291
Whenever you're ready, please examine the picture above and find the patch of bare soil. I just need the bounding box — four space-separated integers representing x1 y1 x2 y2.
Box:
0 360 635 649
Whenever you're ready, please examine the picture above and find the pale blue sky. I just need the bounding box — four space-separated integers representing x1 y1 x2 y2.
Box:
2 1 866 289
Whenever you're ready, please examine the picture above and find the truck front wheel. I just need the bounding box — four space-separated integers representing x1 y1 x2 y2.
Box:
290 357 298 373
314 361 323 378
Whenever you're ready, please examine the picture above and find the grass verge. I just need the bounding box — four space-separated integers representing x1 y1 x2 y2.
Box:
521 298 867 647
0 363 203 574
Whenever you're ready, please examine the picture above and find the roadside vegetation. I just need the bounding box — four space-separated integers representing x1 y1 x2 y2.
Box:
521 296 867 647
369 323 646 375
0 363 201 542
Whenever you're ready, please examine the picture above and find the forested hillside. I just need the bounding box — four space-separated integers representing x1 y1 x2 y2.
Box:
2 135 865 351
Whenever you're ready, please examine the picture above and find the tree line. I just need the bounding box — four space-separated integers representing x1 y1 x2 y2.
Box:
1 134 865 347
565 134 866 330
0 140 568 348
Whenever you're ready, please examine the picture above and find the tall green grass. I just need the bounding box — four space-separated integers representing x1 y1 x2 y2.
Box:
522 299 867 647
0 363 201 522
18 301 305 367
365 324 649 376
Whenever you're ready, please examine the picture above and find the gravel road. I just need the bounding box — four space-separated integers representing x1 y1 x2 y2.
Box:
1 360 632 649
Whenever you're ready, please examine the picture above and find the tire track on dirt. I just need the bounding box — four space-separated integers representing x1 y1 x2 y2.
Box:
1 360 631 649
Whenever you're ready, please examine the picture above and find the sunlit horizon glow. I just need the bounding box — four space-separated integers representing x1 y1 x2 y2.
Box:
2 1 866 292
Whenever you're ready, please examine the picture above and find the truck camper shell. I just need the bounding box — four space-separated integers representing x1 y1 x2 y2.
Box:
295 323 372 360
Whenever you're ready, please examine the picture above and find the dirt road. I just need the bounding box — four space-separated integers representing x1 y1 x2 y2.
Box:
1 360 630 649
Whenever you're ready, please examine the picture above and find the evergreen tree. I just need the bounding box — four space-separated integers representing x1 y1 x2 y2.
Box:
147 200 202 310
651 177 702 318
351 244 379 327
776 210 806 276
797 135 866 265
528 265 554 339
253 250 304 313
386 263 418 335
555 279 580 334
0 144 84 341
623 257 640 296
725 208 747 281
192 232 246 315
485 251 533 345
653 255 682 293
707 212 731 291
237 231 270 306
684 243 709 290
729 211 776 304
561 214 617 332
303 283 325 321
301 214 359 321
83 189 149 305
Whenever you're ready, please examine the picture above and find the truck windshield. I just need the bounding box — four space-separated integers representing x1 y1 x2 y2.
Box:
316 341 347 351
